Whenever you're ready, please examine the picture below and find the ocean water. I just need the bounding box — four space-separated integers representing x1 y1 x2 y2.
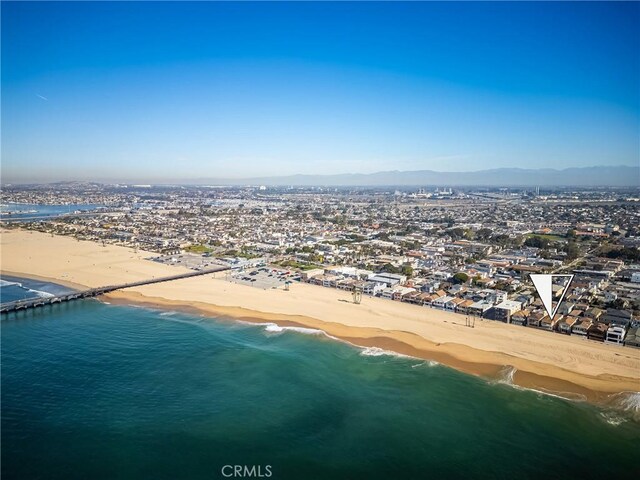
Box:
2 292 639 479
1 275 76 303
0 203 101 221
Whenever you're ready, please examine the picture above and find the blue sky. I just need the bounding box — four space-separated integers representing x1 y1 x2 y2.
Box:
2 1 638 182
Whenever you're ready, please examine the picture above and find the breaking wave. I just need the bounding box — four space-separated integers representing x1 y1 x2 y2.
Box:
360 346 413 359
411 360 439 368
262 323 328 336
599 411 628 427
0 279 55 300
495 365 517 385
603 391 640 423
35 290 54 298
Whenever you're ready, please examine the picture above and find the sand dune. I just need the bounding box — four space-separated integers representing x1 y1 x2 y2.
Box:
2 228 639 403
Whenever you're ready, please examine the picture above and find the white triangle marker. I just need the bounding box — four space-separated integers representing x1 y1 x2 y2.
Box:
530 274 574 319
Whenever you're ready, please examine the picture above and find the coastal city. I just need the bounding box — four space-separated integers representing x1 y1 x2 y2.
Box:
2 1 639 477
3 182 639 348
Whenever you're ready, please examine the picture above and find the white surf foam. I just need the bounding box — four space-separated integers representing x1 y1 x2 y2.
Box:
263 323 284 333
604 391 640 423
238 320 436 366
33 289 54 298
360 346 388 357
613 391 640 413
495 365 517 385
599 411 628 426
488 368 589 403
360 346 413 359
410 360 439 368
0 279 56 299
263 323 326 336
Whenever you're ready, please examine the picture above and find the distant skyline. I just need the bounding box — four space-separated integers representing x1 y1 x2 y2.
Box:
2 1 639 184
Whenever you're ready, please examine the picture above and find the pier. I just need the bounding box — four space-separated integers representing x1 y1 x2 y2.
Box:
0 266 230 314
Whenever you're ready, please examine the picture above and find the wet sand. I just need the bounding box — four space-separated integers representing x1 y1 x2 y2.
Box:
2 228 639 404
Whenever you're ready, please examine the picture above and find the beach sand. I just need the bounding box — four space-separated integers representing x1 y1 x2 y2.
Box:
2 228 639 403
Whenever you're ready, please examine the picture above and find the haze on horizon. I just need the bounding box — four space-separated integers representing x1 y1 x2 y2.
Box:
1 1 639 184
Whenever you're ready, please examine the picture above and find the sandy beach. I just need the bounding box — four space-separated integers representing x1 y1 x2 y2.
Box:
2 228 639 403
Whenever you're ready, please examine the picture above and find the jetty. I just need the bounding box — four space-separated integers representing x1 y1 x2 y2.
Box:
0 266 230 314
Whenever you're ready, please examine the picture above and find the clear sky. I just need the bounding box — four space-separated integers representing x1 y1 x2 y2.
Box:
2 1 639 183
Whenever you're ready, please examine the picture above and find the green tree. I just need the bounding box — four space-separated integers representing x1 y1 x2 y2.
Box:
380 263 401 274
453 272 469 284
524 236 550 249
401 265 414 277
605 247 640 262
448 228 465 240
564 241 580 261
476 228 493 240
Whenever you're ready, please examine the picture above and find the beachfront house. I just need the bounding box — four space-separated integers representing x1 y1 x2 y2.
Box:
468 300 492 317
527 311 547 328
510 309 529 326
624 327 640 348
381 287 395 300
415 290 432 304
433 295 455 309
540 314 562 331
446 297 465 311
488 300 523 323
322 274 340 288
402 291 423 305
587 322 608 342
301 268 325 282
456 299 476 315
605 325 626 345
363 281 385 296
571 319 593 337
392 287 416 301
368 273 407 287
556 316 579 335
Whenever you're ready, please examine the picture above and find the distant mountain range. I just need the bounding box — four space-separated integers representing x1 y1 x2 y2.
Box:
189 166 639 187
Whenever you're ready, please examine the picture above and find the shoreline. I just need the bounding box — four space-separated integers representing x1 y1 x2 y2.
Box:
1 269 90 292
3 267 638 406
102 289 638 406
2 229 639 408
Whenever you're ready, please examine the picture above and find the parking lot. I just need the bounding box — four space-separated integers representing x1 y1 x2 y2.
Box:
148 253 226 270
146 255 301 289
228 267 301 290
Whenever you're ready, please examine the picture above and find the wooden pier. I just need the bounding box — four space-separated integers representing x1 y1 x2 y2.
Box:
0 266 230 314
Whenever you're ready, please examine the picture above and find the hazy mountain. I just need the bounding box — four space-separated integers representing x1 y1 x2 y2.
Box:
188 166 639 187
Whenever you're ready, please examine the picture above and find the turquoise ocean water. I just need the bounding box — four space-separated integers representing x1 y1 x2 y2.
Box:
2 279 639 479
